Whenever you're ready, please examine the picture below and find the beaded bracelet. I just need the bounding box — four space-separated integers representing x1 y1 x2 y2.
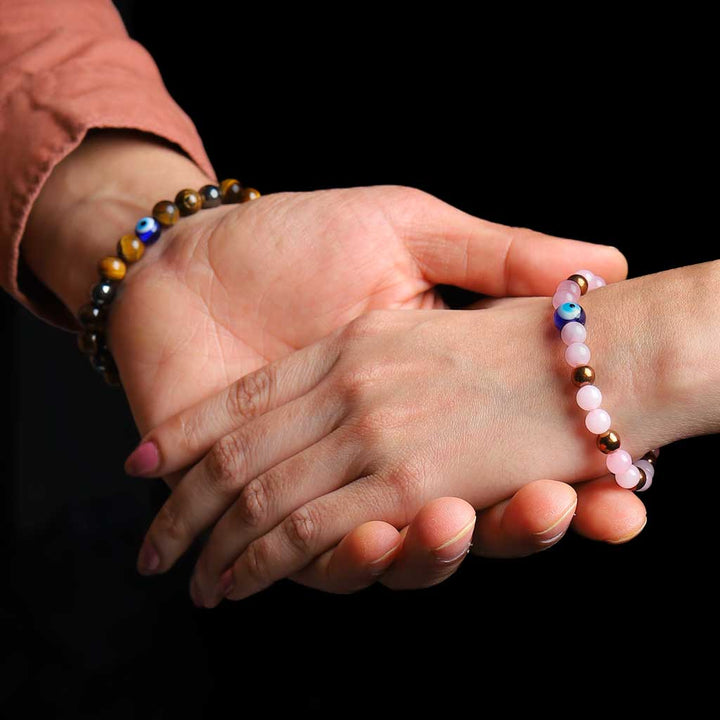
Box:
76 179 260 386
552 269 658 492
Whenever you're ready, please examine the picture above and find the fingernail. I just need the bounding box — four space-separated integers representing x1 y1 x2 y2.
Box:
137 540 160 575
189 575 204 608
533 500 577 544
368 542 402 576
432 516 476 563
607 516 648 545
219 569 235 599
125 441 160 476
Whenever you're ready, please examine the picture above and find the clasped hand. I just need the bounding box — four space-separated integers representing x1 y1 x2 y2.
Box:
110 186 645 605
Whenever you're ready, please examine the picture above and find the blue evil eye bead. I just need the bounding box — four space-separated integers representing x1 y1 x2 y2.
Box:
135 216 161 244
553 302 586 330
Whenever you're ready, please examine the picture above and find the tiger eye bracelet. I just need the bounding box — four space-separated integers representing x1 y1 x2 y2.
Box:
75 179 260 386
552 269 659 492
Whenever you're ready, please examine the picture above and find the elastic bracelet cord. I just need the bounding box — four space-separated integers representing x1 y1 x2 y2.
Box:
75 179 260 386
552 269 659 492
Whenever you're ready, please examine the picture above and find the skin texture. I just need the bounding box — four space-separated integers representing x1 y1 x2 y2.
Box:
22 132 650 598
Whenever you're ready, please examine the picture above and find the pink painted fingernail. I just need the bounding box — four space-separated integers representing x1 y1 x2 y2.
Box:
125 441 160 476
137 540 160 575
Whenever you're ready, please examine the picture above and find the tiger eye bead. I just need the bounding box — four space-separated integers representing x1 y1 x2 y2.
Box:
220 178 244 203
78 303 105 331
175 188 202 216
571 365 595 387
242 187 261 202
117 233 145 264
91 279 117 306
152 200 179 227
567 273 589 295
597 430 621 454
98 256 127 282
199 184 222 208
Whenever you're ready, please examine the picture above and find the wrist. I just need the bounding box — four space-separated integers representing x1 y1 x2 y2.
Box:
22 130 215 317
582 261 720 455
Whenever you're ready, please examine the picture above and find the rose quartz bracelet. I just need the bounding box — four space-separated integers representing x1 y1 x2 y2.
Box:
552 269 658 492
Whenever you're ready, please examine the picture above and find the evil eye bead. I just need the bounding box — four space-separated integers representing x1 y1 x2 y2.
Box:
135 216 161 244
553 302 586 330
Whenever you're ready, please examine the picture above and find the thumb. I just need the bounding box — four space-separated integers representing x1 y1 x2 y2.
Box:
391 188 628 296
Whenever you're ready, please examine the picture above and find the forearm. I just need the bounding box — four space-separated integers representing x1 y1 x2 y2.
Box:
22 130 214 318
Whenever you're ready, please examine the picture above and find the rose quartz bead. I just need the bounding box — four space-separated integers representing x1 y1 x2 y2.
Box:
636 472 653 492
565 342 591 367
561 321 587 345
576 384 602 410
588 275 606 290
552 280 581 308
606 448 633 475
553 289 579 308
585 408 611 434
616 464 642 489
635 458 655 482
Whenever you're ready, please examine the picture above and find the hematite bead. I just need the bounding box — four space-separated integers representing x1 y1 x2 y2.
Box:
641 451 657 467
77 330 102 356
91 347 113 373
175 188 202 215
117 233 145 264
78 303 105 331
152 200 179 227
98 256 127 281
136 216 161 244
242 187 261 202
199 184 222 208
220 178 244 203
597 430 621 454
571 365 595 387
91 279 117 306
567 273 589 295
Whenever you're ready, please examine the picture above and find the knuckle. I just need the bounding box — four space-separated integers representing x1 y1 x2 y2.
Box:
206 433 247 489
243 539 273 587
227 365 274 422
283 505 321 556
234 477 269 529
154 501 189 545
386 461 427 513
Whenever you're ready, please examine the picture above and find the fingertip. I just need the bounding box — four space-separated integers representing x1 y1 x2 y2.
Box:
573 476 647 543
503 479 577 538
408 497 477 556
125 439 160 477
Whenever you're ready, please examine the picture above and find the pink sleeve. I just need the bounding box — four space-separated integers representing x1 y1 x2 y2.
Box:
0 0 215 329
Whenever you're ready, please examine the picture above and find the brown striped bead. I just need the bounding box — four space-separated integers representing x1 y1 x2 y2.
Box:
220 178 244 203
175 188 202 216
98 256 127 282
117 233 145 264
567 273 589 295
242 187 261 202
152 200 179 226
597 430 621 454
571 365 595 387
199 184 222 208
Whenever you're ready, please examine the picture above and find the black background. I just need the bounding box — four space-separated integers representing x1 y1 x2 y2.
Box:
1 3 717 717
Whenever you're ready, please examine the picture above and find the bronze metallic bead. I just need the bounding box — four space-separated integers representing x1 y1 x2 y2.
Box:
199 184 222 208
152 200 179 226
567 273 589 295
633 468 648 492
641 451 657 467
571 365 596 387
117 233 145 264
597 430 621 454
242 187 261 202
220 178 244 203
175 188 202 216
98 256 127 282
